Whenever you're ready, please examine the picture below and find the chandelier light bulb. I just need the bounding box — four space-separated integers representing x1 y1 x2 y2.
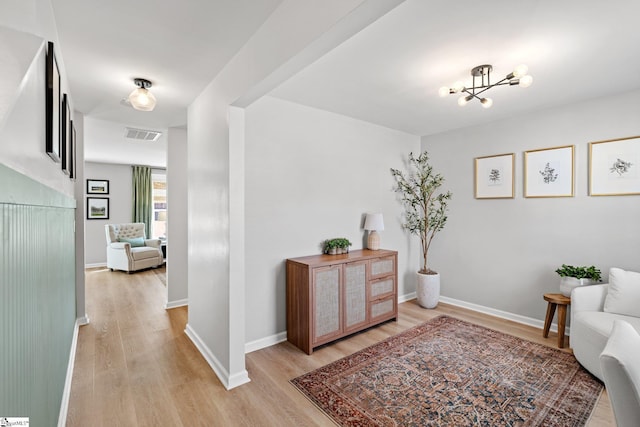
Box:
519 75 533 88
512 64 529 78
458 95 471 106
452 81 465 93
481 97 493 108
438 86 450 97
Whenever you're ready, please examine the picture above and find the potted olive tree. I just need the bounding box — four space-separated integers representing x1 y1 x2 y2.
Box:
391 151 452 308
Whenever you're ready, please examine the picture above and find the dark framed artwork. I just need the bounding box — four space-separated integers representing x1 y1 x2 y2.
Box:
86 197 109 220
86 179 109 194
45 41 61 162
70 121 77 180
61 93 71 175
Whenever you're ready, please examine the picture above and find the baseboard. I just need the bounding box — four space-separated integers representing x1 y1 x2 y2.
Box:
439 295 570 336
185 323 251 390
77 315 90 326
57 318 81 427
245 331 287 354
165 298 188 309
85 262 107 268
244 293 567 357
398 291 416 304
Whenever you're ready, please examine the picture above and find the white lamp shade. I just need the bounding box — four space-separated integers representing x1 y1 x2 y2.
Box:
364 213 384 231
129 87 157 111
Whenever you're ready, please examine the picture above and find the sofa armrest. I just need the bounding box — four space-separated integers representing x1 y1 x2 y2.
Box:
145 238 161 248
572 283 609 313
109 242 132 253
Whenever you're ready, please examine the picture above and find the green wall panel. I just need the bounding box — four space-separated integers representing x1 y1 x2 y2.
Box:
0 164 76 426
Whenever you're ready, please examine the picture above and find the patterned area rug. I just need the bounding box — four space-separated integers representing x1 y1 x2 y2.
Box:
291 315 603 426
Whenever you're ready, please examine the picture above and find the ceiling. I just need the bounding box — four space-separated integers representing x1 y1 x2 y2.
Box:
53 0 640 166
272 0 640 136
51 0 283 166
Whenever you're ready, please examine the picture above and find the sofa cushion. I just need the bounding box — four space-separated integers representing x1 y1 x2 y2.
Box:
604 268 640 317
130 247 161 260
119 236 145 247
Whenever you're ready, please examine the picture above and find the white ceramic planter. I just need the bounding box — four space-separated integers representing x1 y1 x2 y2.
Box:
416 272 440 309
559 277 596 297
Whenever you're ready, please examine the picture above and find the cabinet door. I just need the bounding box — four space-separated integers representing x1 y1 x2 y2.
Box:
370 256 396 280
343 261 368 333
312 265 342 345
369 295 396 323
370 276 395 300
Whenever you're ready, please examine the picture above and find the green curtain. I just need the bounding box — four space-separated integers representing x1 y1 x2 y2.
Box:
132 165 152 238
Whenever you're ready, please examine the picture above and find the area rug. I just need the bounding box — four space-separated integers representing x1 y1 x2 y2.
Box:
291 315 602 426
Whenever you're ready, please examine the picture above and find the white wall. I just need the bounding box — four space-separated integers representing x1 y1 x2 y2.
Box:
244 96 420 344
422 90 640 322
83 162 132 265
0 31 75 197
187 0 405 388
166 127 188 307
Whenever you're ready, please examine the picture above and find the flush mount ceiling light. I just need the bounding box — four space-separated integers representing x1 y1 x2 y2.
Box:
439 64 533 108
128 78 157 111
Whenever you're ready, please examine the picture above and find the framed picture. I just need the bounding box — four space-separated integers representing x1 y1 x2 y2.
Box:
524 145 574 198
86 179 109 194
589 136 640 196
45 41 61 162
70 121 77 180
86 197 109 220
61 93 71 175
474 153 515 199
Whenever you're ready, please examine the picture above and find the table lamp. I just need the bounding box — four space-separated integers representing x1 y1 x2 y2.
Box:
364 213 384 250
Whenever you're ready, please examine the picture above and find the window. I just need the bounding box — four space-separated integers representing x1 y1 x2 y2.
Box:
151 173 166 239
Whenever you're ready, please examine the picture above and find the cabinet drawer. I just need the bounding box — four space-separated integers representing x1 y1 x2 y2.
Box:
369 276 395 300
369 256 395 279
369 295 396 322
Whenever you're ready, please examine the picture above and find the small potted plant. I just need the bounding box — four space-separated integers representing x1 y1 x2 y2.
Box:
555 264 602 297
324 238 352 255
336 238 352 254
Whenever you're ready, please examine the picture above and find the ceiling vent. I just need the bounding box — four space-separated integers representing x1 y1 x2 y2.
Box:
124 127 162 141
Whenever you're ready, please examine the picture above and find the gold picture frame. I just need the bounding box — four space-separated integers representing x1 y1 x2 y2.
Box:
474 153 515 199
524 145 574 198
589 136 640 196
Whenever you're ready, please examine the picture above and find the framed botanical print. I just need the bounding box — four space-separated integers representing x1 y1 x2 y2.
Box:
524 145 574 198
589 136 640 196
475 153 515 199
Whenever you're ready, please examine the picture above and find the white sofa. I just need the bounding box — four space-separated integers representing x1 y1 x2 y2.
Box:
571 268 640 381
105 223 164 273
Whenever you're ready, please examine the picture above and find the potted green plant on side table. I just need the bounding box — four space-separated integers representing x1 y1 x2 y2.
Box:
555 264 602 297
391 151 452 308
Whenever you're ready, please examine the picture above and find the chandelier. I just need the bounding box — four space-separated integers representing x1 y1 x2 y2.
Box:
439 64 533 108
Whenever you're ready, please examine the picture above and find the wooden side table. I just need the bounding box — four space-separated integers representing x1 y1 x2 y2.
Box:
543 293 571 348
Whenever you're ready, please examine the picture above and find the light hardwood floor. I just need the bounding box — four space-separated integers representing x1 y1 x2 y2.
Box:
66 267 614 426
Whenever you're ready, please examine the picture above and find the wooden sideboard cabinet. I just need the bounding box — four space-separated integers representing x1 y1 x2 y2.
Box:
286 249 398 354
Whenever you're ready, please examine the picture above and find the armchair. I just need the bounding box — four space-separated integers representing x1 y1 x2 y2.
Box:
105 223 164 273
